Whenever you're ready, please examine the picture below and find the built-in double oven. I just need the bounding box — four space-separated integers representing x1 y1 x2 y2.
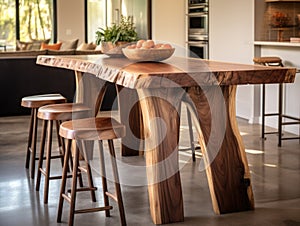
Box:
187 0 209 59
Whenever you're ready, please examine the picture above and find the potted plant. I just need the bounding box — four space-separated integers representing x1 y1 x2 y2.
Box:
96 15 138 55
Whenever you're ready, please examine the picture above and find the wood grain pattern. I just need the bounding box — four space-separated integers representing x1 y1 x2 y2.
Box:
137 88 185 224
186 85 254 214
21 94 67 108
37 55 296 89
59 117 125 141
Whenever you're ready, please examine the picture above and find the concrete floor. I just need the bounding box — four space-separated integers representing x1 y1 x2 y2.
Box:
0 112 300 226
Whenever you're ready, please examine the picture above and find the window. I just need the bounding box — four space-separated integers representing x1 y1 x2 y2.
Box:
85 0 151 43
0 0 56 48
86 0 107 43
18 0 55 42
0 0 16 46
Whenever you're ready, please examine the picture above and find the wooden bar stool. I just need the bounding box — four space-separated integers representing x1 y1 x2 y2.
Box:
253 56 300 146
57 117 126 226
35 103 93 204
21 93 67 179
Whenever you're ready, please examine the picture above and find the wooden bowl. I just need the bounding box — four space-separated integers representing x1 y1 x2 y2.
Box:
122 48 175 62
100 41 129 57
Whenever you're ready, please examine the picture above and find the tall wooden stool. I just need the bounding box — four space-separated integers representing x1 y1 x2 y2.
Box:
57 117 126 226
253 56 300 146
35 103 92 204
21 93 67 179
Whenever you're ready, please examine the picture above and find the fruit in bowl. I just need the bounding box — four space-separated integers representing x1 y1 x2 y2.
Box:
122 40 175 62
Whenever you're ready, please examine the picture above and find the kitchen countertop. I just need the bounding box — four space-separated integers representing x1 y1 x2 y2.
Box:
254 41 300 47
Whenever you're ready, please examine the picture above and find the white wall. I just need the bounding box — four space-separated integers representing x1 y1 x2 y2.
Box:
209 0 254 64
209 0 258 123
151 0 186 49
57 0 85 43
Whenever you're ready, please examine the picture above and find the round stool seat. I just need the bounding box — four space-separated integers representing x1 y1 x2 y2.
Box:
59 117 126 140
21 93 67 108
253 56 282 65
38 103 91 121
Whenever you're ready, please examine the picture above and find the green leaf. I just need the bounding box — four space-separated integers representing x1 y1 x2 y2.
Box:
95 15 138 44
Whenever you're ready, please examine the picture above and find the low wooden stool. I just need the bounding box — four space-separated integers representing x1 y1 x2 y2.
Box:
57 117 126 226
35 103 92 204
21 93 67 179
253 56 300 146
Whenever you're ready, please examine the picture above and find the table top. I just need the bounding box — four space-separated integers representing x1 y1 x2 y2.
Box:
36 54 296 89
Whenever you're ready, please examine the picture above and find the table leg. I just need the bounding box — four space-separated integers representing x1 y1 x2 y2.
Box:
117 86 144 156
137 88 185 224
187 85 254 214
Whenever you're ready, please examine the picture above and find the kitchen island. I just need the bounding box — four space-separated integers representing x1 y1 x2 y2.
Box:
37 54 296 225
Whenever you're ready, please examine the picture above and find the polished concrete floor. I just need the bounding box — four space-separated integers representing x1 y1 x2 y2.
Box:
0 111 300 226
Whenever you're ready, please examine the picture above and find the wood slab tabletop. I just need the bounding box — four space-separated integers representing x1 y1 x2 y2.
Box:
37 55 296 89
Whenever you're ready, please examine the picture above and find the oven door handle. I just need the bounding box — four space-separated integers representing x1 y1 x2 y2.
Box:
188 41 208 45
187 12 208 16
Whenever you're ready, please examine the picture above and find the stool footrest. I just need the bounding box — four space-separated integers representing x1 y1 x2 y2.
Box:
281 136 300 141
39 168 72 180
74 206 113 214
49 175 63 180
264 132 278 135
77 187 97 192
62 193 71 203
78 166 87 173
282 122 300 125
61 193 113 214
282 115 300 121
264 113 279 117
66 187 98 194
105 191 118 202
50 154 64 159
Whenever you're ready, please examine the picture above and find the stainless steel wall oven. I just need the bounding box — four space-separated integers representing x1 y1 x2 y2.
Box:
188 41 208 59
187 0 209 59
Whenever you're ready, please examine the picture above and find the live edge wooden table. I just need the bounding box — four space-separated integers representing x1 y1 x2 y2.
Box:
37 54 296 225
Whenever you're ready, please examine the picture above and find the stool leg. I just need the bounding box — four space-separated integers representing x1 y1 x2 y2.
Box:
74 142 84 188
98 140 110 217
31 108 39 178
44 120 53 204
262 84 266 140
108 140 126 226
82 141 96 202
55 120 65 167
36 120 47 191
25 109 35 169
69 143 80 226
187 108 196 162
57 139 72 223
278 83 283 147
30 108 38 179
